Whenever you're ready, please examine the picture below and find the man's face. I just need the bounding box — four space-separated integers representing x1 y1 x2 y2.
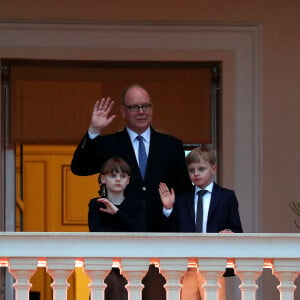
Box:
120 86 153 134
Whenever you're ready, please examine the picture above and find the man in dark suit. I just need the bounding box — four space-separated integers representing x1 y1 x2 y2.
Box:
71 84 191 232
71 84 191 300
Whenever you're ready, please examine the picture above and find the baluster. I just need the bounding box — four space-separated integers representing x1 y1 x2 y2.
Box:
198 258 227 300
8 257 38 300
160 258 189 300
121 258 149 300
84 258 112 300
235 258 264 300
272 259 300 300
46 258 75 300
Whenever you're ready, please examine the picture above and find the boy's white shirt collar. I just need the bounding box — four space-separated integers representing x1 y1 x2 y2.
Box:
194 181 214 233
195 181 214 194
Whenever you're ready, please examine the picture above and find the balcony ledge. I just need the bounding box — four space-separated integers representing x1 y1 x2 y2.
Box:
1 232 300 259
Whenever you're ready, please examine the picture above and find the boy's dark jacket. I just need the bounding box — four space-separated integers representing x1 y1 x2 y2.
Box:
163 182 243 233
163 182 243 277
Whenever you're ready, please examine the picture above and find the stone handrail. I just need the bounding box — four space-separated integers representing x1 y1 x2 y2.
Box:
0 233 300 300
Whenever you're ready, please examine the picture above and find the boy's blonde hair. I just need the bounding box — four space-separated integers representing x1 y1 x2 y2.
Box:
185 145 216 166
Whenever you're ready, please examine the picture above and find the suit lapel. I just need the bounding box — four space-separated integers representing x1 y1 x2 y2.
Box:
144 128 160 181
185 187 196 225
208 183 221 218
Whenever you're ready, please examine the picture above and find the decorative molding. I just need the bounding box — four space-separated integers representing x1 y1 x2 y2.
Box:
63 166 89 225
0 22 261 232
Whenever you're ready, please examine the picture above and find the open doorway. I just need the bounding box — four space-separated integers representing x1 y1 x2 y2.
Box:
2 59 221 299
3 59 221 233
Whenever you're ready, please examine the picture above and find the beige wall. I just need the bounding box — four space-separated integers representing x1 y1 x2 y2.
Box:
1 0 300 233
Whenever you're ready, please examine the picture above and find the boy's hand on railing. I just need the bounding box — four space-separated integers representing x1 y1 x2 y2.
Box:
219 229 233 233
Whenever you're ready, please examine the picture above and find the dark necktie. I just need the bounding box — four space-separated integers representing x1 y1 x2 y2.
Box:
137 135 147 179
195 190 207 232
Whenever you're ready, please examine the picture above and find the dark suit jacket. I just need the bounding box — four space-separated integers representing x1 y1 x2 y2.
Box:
71 127 192 231
166 183 243 233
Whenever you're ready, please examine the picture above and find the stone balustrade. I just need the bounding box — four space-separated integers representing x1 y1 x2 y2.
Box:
0 232 300 300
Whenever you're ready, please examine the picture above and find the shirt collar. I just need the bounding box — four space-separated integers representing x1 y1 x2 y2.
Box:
195 181 214 195
127 127 151 144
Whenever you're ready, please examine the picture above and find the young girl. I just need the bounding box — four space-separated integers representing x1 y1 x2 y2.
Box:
88 157 146 232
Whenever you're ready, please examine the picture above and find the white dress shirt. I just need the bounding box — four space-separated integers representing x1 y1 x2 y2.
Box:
194 182 214 233
126 127 150 164
88 127 151 166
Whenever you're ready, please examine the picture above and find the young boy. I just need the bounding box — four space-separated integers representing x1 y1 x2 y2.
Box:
159 145 243 233
159 145 243 300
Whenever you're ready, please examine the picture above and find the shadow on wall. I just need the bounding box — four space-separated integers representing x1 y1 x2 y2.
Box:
289 201 300 229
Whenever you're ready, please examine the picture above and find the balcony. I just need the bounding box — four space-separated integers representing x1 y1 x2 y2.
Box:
0 232 300 300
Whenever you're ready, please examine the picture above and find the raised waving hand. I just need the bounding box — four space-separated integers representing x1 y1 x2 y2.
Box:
89 97 116 134
159 182 175 210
